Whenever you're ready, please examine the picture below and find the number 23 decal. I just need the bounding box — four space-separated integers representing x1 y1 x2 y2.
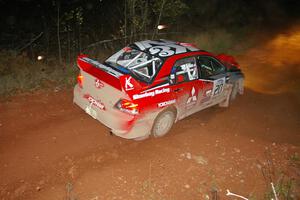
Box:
213 78 225 96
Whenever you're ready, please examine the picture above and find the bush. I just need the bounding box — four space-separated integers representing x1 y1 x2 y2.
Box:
179 28 254 55
0 51 78 96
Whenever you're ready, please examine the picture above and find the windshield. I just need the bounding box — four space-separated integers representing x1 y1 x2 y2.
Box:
105 46 163 83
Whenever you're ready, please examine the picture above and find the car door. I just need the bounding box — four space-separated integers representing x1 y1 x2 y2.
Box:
197 56 227 108
169 56 200 119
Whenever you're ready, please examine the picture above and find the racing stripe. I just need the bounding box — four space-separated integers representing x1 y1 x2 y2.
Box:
143 83 170 93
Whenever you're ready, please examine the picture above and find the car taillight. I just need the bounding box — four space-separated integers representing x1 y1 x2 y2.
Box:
77 74 83 88
115 99 139 115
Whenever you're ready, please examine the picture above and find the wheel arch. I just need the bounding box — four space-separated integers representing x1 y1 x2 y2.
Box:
163 105 178 122
151 106 177 138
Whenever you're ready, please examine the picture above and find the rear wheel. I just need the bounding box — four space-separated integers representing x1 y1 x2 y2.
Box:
152 110 175 138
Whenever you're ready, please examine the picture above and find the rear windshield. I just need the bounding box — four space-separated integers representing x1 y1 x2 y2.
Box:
105 47 163 83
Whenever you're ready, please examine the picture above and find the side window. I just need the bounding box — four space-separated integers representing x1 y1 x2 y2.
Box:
172 57 198 84
197 56 226 79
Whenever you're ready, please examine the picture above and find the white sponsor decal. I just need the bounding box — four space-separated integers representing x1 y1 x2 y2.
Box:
84 94 105 110
125 76 134 91
88 96 105 110
95 79 104 89
149 46 175 57
133 88 170 100
143 83 169 92
133 91 155 99
213 78 225 96
187 87 197 105
205 89 212 96
154 88 170 94
180 62 198 80
158 99 176 108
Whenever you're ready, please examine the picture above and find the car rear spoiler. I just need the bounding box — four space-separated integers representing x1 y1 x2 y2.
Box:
77 55 142 93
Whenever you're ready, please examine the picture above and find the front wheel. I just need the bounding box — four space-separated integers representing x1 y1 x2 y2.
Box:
151 110 176 138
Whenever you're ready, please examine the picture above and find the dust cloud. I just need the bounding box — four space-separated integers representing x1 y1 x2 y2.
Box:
238 25 300 95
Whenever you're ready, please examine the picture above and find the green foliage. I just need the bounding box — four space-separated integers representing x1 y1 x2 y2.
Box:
258 151 300 200
290 152 300 164
180 29 235 54
62 7 83 29
177 26 258 55
120 0 188 41
140 179 165 200
0 51 77 96
152 0 188 21
264 177 295 200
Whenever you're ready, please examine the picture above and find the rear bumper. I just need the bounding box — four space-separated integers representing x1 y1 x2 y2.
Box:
73 85 155 139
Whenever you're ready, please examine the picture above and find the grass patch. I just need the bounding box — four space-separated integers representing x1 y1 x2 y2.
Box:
179 28 255 55
65 182 78 200
0 50 78 96
265 176 295 200
258 150 299 200
290 153 300 164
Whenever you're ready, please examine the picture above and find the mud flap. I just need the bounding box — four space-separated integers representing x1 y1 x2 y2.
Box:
219 84 233 107
238 79 244 95
85 105 97 119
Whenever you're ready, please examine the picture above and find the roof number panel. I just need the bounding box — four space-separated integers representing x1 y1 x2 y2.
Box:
134 40 199 57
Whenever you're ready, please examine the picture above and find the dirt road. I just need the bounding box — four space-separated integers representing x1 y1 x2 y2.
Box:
0 26 299 200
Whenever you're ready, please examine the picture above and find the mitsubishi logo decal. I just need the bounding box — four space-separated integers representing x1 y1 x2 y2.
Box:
95 79 104 89
187 87 197 104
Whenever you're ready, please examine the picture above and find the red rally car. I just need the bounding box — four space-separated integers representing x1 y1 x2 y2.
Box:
73 40 244 140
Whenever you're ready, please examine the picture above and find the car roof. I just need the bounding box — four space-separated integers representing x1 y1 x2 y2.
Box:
129 39 202 59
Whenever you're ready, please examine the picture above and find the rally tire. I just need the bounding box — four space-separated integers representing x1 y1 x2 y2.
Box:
151 109 176 138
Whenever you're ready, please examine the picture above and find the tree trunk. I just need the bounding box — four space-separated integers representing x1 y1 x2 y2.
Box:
142 0 149 40
57 1 62 64
124 0 127 45
152 0 166 39
41 13 49 65
67 27 71 66
78 24 81 53
132 0 136 41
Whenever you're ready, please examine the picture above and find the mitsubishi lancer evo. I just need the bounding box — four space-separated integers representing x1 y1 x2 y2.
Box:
73 40 244 140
